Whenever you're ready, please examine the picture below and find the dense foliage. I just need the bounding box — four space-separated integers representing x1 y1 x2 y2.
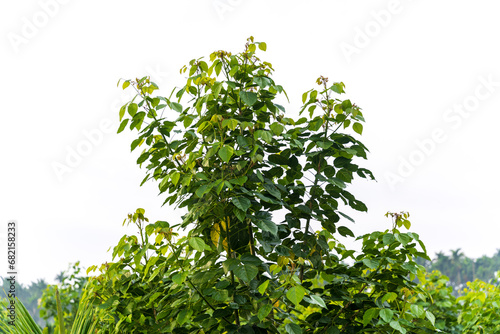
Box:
2 38 500 334
82 37 436 333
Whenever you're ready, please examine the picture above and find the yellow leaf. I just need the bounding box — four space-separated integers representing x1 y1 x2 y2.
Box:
211 218 229 252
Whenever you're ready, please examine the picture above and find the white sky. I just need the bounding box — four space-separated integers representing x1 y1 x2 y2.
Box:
2 0 500 285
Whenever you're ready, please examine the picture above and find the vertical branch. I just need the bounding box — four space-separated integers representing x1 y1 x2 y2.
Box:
225 217 241 327
248 219 256 256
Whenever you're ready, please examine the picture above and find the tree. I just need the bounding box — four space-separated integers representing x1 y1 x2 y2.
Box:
82 37 435 333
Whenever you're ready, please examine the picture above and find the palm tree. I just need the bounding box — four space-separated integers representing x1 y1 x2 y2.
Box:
450 248 465 290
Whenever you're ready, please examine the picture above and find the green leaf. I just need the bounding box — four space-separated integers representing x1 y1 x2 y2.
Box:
176 309 193 325
234 264 258 282
330 82 345 94
381 292 398 303
171 102 183 113
353 122 363 135
189 237 207 251
117 119 129 133
268 154 289 165
212 289 229 302
122 81 130 89
382 233 395 245
170 172 180 186
309 295 327 308
285 323 302 334
254 76 269 88
411 304 425 318
362 258 379 269
128 103 138 117
258 42 267 51
270 122 284 135
286 286 306 306
425 310 435 326
395 233 411 246
363 308 379 326
255 130 273 143
218 145 234 163
255 219 278 235
338 226 354 238
263 183 281 199
308 117 323 131
258 304 272 321
232 197 251 212
119 105 126 121
172 272 185 285
389 320 406 334
258 280 269 295
239 91 258 106
222 118 239 130
379 308 393 323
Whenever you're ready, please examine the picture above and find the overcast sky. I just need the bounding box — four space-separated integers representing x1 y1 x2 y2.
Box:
2 0 500 285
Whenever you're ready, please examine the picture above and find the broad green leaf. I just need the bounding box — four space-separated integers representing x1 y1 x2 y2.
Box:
363 308 379 326
171 102 183 113
338 226 354 238
234 264 258 282
331 82 345 94
254 76 269 88
362 258 380 270
255 130 273 143
379 308 393 323
285 323 302 334
411 304 425 318
258 42 267 51
232 197 251 212
239 91 258 106
170 172 180 186
189 237 207 251
308 117 323 131
222 119 239 130
176 309 192 325
353 122 363 135
389 320 406 334
258 280 269 295
381 292 398 303
268 154 289 165
218 145 234 163
230 175 248 186
212 289 229 302
395 233 411 246
382 233 395 245
258 304 272 321
270 122 284 135
309 295 327 308
425 310 435 326
122 81 130 89
128 103 138 116
255 219 278 235
263 183 281 199
286 286 306 306
117 119 129 133
172 272 185 285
